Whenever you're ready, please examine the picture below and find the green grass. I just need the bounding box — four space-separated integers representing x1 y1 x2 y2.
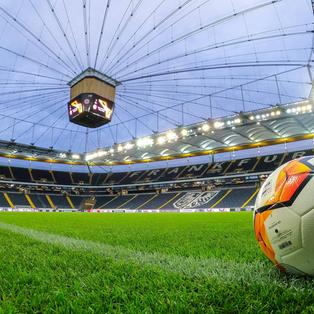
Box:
0 212 313 313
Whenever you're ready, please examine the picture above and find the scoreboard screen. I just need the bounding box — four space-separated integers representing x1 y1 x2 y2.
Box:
68 93 114 128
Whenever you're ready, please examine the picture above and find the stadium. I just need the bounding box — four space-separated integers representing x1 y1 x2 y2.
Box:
0 0 314 312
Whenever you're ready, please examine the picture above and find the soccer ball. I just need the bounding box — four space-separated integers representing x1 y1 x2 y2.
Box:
254 156 314 276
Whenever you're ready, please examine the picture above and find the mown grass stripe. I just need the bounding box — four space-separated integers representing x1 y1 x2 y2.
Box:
0 221 309 291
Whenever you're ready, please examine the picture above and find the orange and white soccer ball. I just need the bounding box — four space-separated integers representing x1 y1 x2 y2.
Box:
254 156 314 276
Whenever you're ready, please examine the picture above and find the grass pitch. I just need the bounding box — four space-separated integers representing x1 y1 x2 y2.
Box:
0 212 313 313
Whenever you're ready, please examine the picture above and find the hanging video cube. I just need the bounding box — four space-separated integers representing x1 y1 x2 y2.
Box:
67 68 119 128
68 93 114 128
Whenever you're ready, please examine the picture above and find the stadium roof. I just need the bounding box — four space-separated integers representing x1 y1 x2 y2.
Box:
0 0 312 165
0 94 313 165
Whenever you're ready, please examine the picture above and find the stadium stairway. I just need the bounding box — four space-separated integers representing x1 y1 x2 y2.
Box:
126 194 154 209
31 194 51 208
50 195 71 209
212 188 256 209
8 192 29 207
95 195 116 208
140 192 181 209
0 193 10 207
241 188 260 208
70 195 89 209
101 195 134 209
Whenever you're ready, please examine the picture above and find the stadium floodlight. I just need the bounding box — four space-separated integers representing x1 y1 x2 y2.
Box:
91 153 99 160
214 121 224 129
157 136 166 145
124 143 134 150
72 154 80 160
166 131 178 141
286 105 312 115
97 150 107 157
85 154 93 161
59 153 67 158
202 124 210 132
181 129 188 137
137 137 153 147
67 100 313 165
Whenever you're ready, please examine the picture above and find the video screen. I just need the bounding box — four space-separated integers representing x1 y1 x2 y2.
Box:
68 93 115 128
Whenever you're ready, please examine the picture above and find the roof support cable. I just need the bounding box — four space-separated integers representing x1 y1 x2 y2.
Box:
115 94 180 126
61 0 85 70
27 0 79 74
98 0 136 71
115 29 313 80
106 0 213 75
104 0 169 74
82 0 91 68
94 0 111 68
0 4 77 75
102 0 145 73
117 92 206 121
45 0 85 71
111 0 284 77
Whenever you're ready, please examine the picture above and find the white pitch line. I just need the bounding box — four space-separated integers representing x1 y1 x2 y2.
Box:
0 221 312 290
